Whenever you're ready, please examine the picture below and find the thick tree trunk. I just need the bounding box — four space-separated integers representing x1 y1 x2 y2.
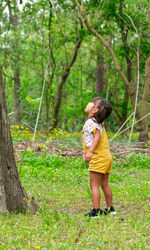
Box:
0 66 37 214
53 39 82 128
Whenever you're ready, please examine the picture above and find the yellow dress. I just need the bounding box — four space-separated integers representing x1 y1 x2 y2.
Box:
82 123 112 174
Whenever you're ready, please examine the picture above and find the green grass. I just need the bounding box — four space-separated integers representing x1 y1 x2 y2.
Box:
0 152 150 249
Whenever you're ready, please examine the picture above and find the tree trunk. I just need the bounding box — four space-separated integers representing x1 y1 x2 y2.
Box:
139 12 150 141
119 0 130 126
53 39 82 128
139 56 150 141
96 48 106 93
7 0 21 124
13 69 20 123
0 66 37 214
120 86 129 124
45 1 56 127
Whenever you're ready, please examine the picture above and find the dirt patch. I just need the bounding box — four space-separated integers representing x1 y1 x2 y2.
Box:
110 142 150 157
14 140 150 161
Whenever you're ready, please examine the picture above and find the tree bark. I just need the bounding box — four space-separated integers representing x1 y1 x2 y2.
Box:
96 48 106 93
119 0 130 126
73 0 148 141
53 39 82 128
45 0 56 127
139 56 150 141
13 69 20 123
7 0 21 124
0 66 37 214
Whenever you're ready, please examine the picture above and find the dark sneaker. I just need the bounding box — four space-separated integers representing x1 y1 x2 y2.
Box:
84 208 103 217
104 206 117 215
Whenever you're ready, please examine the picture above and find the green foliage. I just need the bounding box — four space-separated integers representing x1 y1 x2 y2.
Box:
0 0 150 134
113 153 150 169
102 0 118 20
26 96 41 105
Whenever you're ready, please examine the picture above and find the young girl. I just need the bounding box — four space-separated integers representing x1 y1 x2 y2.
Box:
82 97 116 217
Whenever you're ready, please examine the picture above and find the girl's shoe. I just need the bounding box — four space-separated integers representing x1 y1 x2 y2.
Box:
84 208 103 217
104 206 117 215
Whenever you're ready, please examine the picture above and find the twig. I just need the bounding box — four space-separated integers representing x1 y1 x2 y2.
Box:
115 148 150 155
127 13 140 143
110 112 134 141
22 121 47 139
33 55 50 140
109 112 150 141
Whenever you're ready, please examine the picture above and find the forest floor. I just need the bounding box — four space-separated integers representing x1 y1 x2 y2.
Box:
14 139 150 162
0 138 150 249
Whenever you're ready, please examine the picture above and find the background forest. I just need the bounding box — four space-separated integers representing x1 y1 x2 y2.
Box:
0 1 150 249
0 0 150 141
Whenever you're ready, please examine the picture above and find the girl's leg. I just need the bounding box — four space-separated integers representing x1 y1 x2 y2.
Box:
101 173 112 208
90 171 103 209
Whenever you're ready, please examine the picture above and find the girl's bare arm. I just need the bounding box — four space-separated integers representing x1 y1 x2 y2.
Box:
84 129 101 162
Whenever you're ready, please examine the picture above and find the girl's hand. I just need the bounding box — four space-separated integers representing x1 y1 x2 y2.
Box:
84 151 93 162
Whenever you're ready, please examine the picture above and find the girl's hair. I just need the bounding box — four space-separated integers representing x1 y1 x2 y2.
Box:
92 97 112 123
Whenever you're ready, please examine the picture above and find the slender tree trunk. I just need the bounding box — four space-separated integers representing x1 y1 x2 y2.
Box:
45 1 56 127
121 56 131 124
45 87 50 126
0 66 37 214
121 87 129 124
96 39 112 95
138 11 150 141
53 39 82 128
96 48 106 93
7 0 21 124
139 56 150 141
13 69 20 123
119 0 130 126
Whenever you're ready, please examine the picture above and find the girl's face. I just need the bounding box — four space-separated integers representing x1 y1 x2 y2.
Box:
85 102 96 116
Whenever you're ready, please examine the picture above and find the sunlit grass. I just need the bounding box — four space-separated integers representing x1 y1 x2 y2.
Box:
0 152 150 249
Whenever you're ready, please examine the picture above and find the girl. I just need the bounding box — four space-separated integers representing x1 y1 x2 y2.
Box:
82 97 116 217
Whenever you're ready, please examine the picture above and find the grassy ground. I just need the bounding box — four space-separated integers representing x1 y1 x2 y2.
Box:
0 149 150 249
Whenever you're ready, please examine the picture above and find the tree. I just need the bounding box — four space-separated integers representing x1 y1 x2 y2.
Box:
0 0 148 134
0 65 37 214
53 39 82 128
96 46 106 94
6 0 21 124
73 0 149 141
